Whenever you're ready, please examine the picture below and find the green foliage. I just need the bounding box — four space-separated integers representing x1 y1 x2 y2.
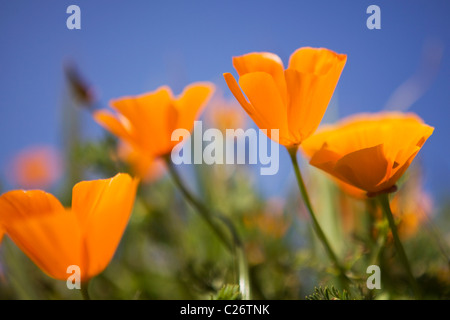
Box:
212 284 242 300
306 286 352 300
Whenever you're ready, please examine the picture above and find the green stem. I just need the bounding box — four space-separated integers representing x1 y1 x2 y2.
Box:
288 147 349 288
164 156 251 299
377 193 421 298
81 281 91 300
165 156 232 251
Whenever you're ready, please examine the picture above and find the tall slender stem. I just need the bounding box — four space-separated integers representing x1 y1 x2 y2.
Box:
288 147 349 288
165 157 231 251
377 193 421 298
164 155 250 299
81 281 91 300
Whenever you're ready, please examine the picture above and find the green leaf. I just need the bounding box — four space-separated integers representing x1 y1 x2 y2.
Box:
212 284 242 300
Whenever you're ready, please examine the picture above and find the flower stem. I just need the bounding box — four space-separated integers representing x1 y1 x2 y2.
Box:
288 147 350 288
81 281 91 300
164 155 251 299
377 193 421 298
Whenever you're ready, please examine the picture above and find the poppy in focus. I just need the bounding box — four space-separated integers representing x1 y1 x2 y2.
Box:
223 47 347 147
301 112 434 195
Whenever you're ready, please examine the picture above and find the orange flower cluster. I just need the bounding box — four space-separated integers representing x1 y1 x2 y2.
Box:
1 45 435 292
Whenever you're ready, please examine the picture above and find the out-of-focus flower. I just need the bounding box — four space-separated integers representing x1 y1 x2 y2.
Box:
206 95 246 133
9 146 63 190
243 198 289 239
117 141 166 183
223 47 346 147
301 112 434 195
243 198 290 266
388 170 432 239
93 83 215 170
0 173 138 281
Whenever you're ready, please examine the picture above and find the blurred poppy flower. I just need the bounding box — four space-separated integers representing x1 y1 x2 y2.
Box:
9 145 63 190
223 47 347 147
243 198 289 239
117 141 166 183
93 82 215 171
387 169 432 239
206 95 246 133
0 173 138 281
301 112 434 195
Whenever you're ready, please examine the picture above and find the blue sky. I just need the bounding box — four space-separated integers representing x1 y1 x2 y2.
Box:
0 0 449 200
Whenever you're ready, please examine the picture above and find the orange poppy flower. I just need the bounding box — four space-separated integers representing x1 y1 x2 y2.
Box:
243 198 289 239
382 168 431 240
0 173 138 281
223 47 347 147
301 112 434 195
93 83 215 165
117 141 166 183
206 95 246 133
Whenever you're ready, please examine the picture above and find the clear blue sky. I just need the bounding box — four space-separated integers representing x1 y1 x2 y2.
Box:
1 0 449 200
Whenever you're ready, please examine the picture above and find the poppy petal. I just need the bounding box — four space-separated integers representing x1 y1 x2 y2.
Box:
309 144 342 174
175 82 215 132
133 87 177 156
333 144 389 192
239 72 290 143
288 47 347 76
72 173 138 279
93 110 133 143
284 69 329 142
233 52 287 105
0 190 82 280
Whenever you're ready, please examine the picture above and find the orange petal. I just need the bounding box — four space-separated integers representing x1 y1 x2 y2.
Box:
382 149 420 192
285 51 346 142
300 124 335 158
309 144 342 174
133 87 177 156
233 52 287 105
239 72 290 144
175 82 215 132
0 190 82 280
333 144 390 192
284 69 329 142
93 110 133 143
72 173 138 280
223 73 270 129
288 47 347 76
391 123 434 167
307 142 367 198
